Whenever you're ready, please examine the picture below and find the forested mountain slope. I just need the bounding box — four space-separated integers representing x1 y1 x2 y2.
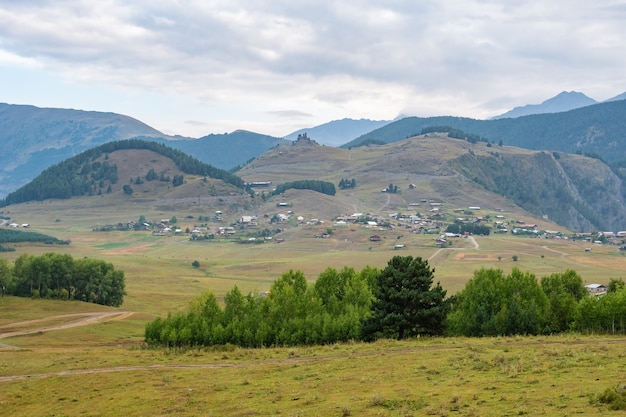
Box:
343 100 626 167
0 103 172 198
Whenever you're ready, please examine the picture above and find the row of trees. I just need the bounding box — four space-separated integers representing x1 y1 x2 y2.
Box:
0 228 70 252
450 268 626 336
269 180 336 197
420 126 489 145
0 228 70 245
445 222 491 236
146 267 378 347
145 256 449 347
145 256 626 348
576 287 626 334
0 253 126 306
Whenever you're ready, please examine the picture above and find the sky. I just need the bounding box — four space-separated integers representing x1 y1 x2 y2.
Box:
0 1 625 138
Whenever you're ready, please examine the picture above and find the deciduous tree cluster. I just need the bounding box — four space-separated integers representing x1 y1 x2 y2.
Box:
145 267 375 347
270 180 336 197
338 178 356 189
145 258 626 348
145 256 450 347
3 253 126 306
448 268 626 336
445 222 491 236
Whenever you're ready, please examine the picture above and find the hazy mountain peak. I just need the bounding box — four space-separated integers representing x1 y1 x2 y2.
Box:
284 118 391 147
604 91 626 102
493 91 598 119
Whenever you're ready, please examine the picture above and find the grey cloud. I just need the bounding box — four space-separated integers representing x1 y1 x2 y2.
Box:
267 110 313 119
0 0 624 124
185 119 211 126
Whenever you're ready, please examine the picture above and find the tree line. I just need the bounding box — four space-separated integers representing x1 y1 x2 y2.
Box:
144 256 626 348
265 180 336 198
0 253 126 307
145 266 378 347
445 222 491 236
420 126 489 144
0 228 70 252
1 139 244 206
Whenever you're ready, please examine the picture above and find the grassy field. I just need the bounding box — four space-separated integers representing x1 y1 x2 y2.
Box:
1 311 625 416
1 189 626 415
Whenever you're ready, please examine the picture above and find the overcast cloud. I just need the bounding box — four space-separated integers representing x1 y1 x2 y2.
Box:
0 0 625 137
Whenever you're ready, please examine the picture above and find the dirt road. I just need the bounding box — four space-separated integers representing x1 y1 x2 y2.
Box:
0 311 132 348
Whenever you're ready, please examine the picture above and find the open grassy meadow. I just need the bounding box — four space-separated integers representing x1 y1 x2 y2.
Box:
2 196 626 416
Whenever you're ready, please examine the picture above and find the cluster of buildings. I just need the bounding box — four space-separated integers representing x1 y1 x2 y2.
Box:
6 222 29 228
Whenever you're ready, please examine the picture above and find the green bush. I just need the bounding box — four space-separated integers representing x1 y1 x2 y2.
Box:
595 385 626 410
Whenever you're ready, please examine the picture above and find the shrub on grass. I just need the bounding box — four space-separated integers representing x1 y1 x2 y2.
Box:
594 385 626 410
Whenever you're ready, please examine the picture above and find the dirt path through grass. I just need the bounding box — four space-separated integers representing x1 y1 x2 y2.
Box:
1 336 625 384
378 193 391 211
428 236 479 264
0 311 131 343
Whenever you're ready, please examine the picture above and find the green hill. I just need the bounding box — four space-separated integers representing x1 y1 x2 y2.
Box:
1 139 244 206
0 103 286 199
151 130 290 171
0 103 168 198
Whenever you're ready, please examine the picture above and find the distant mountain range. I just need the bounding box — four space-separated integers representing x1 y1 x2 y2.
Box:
0 103 286 198
492 91 598 119
606 91 626 102
150 131 289 170
343 99 626 168
493 90 626 119
2 90 626 199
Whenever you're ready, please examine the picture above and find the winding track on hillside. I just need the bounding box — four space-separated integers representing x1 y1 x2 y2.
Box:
378 193 391 212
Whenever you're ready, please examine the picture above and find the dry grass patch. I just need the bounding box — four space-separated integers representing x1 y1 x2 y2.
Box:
2 336 625 416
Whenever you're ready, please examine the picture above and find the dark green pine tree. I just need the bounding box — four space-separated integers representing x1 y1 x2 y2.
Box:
362 256 448 340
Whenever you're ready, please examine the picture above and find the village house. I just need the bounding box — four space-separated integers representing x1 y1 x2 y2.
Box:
239 215 255 224
335 215 360 223
216 226 236 236
585 284 607 296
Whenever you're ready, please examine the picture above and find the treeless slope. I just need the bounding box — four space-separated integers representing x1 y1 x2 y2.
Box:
238 134 542 222
238 134 626 231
